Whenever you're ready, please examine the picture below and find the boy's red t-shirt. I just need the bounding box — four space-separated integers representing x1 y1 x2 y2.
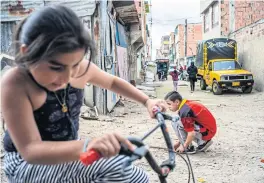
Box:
178 100 217 140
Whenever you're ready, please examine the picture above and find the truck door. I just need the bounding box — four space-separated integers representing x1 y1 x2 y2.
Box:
205 62 213 86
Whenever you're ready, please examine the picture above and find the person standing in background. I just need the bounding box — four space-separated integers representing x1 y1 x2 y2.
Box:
187 62 198 92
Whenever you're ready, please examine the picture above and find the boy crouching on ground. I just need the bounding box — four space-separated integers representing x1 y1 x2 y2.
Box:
164 91 217 154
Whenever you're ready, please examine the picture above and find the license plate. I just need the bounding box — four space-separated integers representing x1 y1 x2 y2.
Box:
232 82 240 86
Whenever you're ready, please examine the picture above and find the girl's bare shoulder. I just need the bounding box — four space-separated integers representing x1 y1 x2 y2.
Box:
1 67 32 93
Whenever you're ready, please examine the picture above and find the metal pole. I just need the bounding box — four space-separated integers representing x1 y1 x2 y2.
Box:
184 19 188 58
150 0 153 61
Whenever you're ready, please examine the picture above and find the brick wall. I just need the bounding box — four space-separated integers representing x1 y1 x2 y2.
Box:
187 24 202 56
177 24 185 58
221 0 229 37
176 24 202 58
229 19 264 91
235 1 264 30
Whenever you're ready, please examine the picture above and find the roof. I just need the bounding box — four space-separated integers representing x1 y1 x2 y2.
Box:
112 0 139 24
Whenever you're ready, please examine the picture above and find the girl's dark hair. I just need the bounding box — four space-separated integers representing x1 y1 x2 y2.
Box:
14 5 95 75
164 91 183 102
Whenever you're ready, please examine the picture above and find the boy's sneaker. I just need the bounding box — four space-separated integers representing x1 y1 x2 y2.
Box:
184 145 196 154
197 140 213 152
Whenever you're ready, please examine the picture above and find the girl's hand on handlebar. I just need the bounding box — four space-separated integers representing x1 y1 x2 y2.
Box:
86 133 134 158
145 99 167 118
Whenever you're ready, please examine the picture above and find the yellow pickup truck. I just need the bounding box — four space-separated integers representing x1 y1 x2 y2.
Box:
196 38 254 95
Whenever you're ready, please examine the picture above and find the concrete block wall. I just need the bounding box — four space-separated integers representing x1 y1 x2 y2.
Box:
229 20 264 91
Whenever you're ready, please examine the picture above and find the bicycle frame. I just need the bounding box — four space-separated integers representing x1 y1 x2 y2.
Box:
80 108 180 183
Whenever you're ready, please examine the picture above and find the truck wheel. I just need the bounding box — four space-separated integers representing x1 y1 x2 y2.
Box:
212 81 223 95
200 79 207 90
242 86 253 94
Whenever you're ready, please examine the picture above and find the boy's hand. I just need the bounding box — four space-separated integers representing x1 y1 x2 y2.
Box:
177 144 185 153
173 141 180 151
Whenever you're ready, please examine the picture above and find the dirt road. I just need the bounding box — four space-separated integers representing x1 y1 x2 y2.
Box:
1 80 264 183
73 80 264 183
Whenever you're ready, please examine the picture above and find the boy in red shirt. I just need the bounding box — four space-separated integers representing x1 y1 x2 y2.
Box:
165 91 217 154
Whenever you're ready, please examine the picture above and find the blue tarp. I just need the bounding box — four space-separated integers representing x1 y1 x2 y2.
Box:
116 22 127 48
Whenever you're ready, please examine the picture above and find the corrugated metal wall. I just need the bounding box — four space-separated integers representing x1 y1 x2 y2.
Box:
1 1 43 54
1 21 16 54
44 0 96 16
1 1 44 22
1 0 95 21
1 0 96 54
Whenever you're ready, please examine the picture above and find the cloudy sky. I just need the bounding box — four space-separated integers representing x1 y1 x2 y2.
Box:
148 0 202 59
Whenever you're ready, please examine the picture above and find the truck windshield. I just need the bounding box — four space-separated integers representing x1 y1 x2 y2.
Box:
213 61 241 71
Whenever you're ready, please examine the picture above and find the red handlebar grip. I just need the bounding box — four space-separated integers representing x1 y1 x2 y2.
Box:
80 150 101 166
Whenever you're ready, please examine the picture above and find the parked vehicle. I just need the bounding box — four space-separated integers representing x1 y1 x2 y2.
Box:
168 63 177 73
156 59 169 81
196 38 254 95
180 70 189 81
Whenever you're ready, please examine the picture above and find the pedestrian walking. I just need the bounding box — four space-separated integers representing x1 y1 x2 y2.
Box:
170 67 179 91
187 62 198 92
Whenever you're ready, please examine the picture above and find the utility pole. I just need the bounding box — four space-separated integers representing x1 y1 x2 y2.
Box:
184 19 187 67
150 0 153 61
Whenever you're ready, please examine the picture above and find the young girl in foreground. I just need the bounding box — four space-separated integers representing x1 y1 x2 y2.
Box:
1 5 165 183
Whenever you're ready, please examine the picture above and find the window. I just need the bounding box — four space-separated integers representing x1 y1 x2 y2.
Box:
208 62 212 71
204 11 209 32
164 44 169 50
212 2 219 27
213 61 241 71
163 36 170 42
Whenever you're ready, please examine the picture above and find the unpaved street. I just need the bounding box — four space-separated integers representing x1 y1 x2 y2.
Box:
78 80 264 183
1 80 264 183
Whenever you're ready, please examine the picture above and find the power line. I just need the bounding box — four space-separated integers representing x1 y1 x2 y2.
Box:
151 16 200 22
149 19 202 26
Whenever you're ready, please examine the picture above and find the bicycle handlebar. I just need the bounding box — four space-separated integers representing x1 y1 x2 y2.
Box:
80 107 180 183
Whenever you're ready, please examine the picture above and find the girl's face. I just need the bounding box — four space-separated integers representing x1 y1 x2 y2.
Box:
27 48 85 91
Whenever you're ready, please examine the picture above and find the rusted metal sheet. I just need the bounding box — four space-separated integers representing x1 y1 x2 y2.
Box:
113 0 139 24
45 0 96 17
1 1 44 22
1 0 96 22
1 21 16 54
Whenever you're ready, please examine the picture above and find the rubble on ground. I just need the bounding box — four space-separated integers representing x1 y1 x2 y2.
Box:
80 106 99 120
